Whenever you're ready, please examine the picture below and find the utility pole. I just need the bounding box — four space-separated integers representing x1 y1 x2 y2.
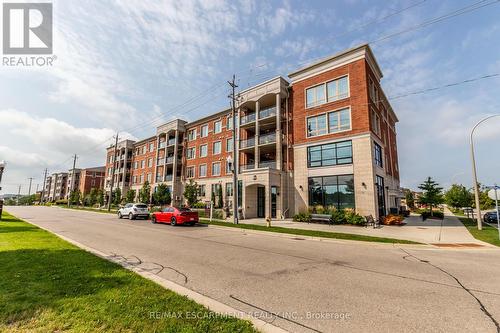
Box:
41 168 48 204
17 185 21 205
228 74 239 224
27 177 33 205
108 133 119 211
68 154 78 208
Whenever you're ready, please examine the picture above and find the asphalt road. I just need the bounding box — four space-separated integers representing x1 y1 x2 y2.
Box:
5 206 500 333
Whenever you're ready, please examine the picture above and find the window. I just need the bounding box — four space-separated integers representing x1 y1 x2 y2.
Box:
227 115 233 129
226 183 233 196
306 76 349 108
374 142 383 168
142 146 146 154
133 176 137 184
200 144 208 157
149 143 154 152
308 175 355 209
214 120 222 133
201 124 208 137
140 174 144 183
187 147 196 159
226 138 233 152
133 161 138 169
108 155 113 163
199 164 207 177
148 158 153 167
140 160 145 168
212 162 221 176
307 114 327 137
307 140 353 167
198 184 206 197
306 84 326 108
328 108 351 133
147 173 152 182
225 160 232 174
371 110 381 136
187 129 197 141
213 141 221 155
186 166 195 178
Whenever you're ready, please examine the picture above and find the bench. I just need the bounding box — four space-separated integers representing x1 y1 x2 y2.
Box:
310 214 333 224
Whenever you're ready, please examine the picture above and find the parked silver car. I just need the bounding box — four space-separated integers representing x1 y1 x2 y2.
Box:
118 203 150 220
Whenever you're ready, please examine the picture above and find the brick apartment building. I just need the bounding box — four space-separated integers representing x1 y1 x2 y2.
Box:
79 167 105 196
104 44 402 219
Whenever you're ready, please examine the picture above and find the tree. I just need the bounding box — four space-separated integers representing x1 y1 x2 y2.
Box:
125 189 136 203
444 184 472 209
69 189 81 205
89 188 98 206
418 177 444 216
153 184 171 206
112 187 122 206
97 189 104 207
405 189 415 209
217 185 223 208
183 180 198 207
479 185 495 210
138 181 151 204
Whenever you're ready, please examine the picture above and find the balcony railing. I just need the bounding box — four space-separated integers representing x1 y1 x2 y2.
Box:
156 175 163 182
240 113 256 125
259 161 277 169
159 142 166 149
240 164 255 171
157 158 165 165
259 106 276 119
167 139 176 146
240 137 255 149
259 132 276 145
120 155 125 160
165 174 173 181
166 156 174 164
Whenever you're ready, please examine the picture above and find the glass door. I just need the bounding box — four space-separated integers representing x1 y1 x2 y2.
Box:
257 186 265 218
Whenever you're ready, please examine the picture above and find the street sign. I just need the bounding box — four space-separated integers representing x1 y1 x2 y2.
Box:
488 188 499 200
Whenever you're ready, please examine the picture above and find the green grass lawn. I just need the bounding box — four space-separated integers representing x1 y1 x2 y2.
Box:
200 219 420 244
0 211 257 332
457 216 500 247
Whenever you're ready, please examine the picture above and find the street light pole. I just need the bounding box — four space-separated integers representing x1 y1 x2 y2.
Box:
470 114 500 230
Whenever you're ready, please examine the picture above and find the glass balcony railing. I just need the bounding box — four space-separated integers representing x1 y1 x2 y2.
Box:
240 137 255 148
240 164 255 171
156 175 163 182
167 139 176 146
259 106 276 119
166 156 174 164
240 113 256 125
165 174 173 181
157 158 165 165
159 142 166 149
259 132 276 145
259 161 276 169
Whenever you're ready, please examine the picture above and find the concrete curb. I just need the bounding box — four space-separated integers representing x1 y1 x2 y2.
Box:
29 222 288 333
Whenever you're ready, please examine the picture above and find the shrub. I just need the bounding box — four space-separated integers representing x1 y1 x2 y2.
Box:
383 214 405 225
331 209 346 224
55 199 68 205
293 212 312 223
345 211 365 225
192 202 208 209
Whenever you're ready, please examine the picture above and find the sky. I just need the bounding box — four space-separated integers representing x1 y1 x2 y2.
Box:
1 0 500 195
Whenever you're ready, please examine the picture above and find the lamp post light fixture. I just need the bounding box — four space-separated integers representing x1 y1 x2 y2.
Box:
0 160 5 191
470 114 500 230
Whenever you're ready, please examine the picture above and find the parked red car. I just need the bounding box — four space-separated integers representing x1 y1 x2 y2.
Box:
151 207 199 226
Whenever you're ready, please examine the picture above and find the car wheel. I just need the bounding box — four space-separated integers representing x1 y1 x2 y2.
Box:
189 222 195 226
170 217 177 226
151 215 156 224
129 213 135 220
118 212 122 219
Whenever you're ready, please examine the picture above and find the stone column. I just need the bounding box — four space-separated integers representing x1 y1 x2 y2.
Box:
276 93 282 171
254 100 260 169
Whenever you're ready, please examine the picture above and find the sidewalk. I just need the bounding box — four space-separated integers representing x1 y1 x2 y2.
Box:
232 207 488 246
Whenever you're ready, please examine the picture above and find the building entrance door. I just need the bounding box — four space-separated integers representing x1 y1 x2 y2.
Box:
257 186 265 218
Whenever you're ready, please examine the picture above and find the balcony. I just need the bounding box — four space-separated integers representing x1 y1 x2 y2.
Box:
240 137 255 149
259 106 276 119
156 175 163 182
240 113 256 125
240 164 255 171
166 156 174 164
159 142 166 149
157 158 165 165
167 138 176 146
259 132 276 145
165 174 173 181
259 160 277 169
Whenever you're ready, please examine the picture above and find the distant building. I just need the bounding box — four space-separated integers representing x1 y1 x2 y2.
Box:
79 166 105 196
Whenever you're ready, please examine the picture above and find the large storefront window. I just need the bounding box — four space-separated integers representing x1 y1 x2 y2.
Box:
307 140 352 167
308 175 355 209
